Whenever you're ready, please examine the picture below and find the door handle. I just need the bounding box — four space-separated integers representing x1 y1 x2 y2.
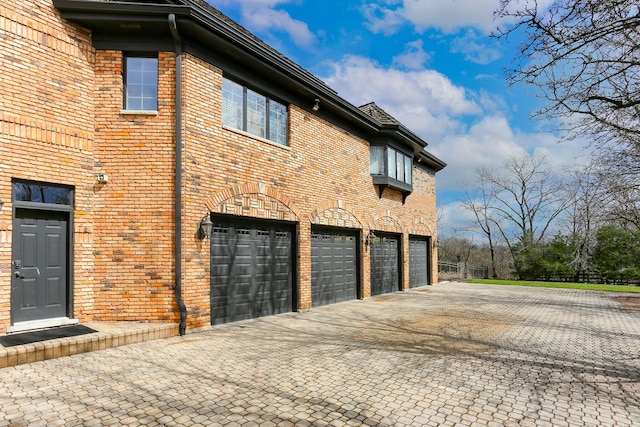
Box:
14 271 25 279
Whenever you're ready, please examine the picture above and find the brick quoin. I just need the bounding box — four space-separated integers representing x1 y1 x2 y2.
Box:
0 0 443 333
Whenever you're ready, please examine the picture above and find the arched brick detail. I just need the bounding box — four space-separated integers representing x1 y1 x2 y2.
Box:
203 182 300 222
409 217 434 236
369 210 404 233
310 200 364 229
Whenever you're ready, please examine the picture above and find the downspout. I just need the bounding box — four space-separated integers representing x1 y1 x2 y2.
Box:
169 14 187 336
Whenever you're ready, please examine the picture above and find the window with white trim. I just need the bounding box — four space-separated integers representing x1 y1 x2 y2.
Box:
124 55 158 111
222 77 288 146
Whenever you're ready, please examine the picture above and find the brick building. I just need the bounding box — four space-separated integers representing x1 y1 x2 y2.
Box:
0 0 446 335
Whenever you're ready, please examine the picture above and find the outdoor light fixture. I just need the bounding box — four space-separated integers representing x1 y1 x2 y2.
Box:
96 172 109 184
0 199 3 210
198 214 213 240
364 230 376 246
312 98 320 112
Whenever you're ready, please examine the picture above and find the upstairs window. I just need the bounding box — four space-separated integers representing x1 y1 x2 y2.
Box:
370 145 413 202
222 77 288 146
370 146 412 186
124 55 158 111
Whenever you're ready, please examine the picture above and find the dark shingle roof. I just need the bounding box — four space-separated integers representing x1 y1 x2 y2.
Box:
358 102 402 126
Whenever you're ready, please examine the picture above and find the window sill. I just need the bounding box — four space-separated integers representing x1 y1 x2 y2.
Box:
120 109 159 116
223 125 291 151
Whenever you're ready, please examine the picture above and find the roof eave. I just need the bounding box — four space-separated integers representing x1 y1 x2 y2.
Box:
417 151 447 172
54 0 381 134
54 0 191 18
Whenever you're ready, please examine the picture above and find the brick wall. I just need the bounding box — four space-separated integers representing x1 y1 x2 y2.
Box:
0 0 96 332
91 50 177 322
181 54 439 328
1 1 440 332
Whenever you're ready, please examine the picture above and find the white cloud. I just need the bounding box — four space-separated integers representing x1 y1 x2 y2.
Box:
321 55 481 142
392 39 431 70
360 1 510 65
431 115 525 191
209 0 315 48
361 3 406 36
361 0 508 35
437 200 479 237
242 8 315 47
430 117 591 202
450 30 502 65
402 0 503 34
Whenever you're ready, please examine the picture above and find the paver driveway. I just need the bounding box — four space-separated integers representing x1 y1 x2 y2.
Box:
1 282 639 426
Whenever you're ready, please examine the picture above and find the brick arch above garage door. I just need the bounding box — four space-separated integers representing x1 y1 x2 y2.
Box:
408 217 434 236
204 182 300 222
311 200 364 229
369 211 404 234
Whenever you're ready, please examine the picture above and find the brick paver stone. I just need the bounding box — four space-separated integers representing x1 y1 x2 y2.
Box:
0 283 639 426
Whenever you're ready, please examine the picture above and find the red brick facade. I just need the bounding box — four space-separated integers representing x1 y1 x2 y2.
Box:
0 0 442 333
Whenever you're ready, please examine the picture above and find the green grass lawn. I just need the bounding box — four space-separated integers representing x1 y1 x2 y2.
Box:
464 278 640 293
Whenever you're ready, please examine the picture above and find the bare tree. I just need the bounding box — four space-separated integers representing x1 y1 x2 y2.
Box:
592 151 640 229
561 163 610 279
495 0 640 150
466 153 570 276
460 174 500 278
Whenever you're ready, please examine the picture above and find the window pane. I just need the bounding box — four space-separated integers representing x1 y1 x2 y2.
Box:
127 58 143 71
269 100 288 145
142 87 158 110
13 182 72 205
222 78 244 130
246 89 266 138
405 156 412 184
128 98 142 110
128 85 142 97
370 146 385 175
125 56 158 110
387 148 396 179
396 152 404 182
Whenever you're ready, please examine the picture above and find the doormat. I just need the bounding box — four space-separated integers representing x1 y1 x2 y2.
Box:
0 325 98 347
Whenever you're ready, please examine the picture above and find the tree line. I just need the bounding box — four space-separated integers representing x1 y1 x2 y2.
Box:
441 152 640 284
438 0 640 285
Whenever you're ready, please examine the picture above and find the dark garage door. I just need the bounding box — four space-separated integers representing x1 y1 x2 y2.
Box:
409 236 430 288
311 228 358 307
210 217 295 325
370 232 400 296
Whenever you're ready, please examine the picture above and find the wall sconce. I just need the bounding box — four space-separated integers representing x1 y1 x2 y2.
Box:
96 173 108 184
312 98 320 112
198 214 213 240
364 230 376 246
0 199 3 211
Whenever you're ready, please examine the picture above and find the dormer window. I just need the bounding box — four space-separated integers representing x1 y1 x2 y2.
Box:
370 145 413 201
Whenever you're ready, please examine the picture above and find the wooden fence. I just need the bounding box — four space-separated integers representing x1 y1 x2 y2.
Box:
438 261 488 280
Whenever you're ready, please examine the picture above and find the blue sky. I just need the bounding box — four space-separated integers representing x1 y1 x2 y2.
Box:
208 0 590 235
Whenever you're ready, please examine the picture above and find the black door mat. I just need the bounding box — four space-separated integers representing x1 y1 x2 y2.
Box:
0 324 98 347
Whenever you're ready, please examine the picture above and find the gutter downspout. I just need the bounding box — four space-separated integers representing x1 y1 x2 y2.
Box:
169 14 187 336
